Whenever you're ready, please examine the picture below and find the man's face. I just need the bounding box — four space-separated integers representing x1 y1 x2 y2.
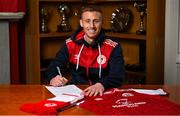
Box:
80 11 103 43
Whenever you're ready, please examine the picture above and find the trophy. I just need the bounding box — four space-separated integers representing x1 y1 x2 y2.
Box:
134 2 147 35
57 4 71 32
40 7 49 33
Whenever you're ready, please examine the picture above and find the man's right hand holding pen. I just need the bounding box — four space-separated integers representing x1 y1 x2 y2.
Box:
50 75 68 87
50 67 104 97
49 66 68 87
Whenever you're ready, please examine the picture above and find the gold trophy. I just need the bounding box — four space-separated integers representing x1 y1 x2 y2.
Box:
40 7 49 33
134 2 147 35
57 4 71 32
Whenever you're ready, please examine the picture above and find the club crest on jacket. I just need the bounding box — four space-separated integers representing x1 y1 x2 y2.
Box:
97 55 106 65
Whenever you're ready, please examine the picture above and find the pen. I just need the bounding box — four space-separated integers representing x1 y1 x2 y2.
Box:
56 66 62 77
62 93 80 98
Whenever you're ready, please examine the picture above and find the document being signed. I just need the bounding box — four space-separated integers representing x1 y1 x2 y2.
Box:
45 85 84 104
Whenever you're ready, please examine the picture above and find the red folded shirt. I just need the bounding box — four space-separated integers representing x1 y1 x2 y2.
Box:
20 100 70 115
79 88 180 115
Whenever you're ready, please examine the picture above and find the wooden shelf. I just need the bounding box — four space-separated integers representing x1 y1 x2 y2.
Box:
40 32 146 41
126 70 146 77
39 0 145 2
39 0 82 2
106 32 146 41
125 70 146 84
40 68 47 72
90 0 146 3
40 32 72 38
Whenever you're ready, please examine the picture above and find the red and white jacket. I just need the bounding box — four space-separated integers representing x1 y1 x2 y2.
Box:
46 27 125 89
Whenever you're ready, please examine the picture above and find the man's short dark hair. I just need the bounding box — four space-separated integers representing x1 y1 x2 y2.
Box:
80 5 102 18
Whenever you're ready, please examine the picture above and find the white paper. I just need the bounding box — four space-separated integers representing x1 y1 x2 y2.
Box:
132 88 167 95
48 94 77 102
48 94 84 104
45 84 84 103
45 84 83 96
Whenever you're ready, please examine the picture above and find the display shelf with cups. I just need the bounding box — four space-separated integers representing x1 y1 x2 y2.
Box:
25 0 165 85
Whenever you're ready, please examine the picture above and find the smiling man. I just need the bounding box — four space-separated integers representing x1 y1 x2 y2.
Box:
46 5 125 96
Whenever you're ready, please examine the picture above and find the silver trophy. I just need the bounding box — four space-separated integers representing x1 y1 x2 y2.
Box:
40 7 49 33
134 2 147 35
57 4 71 32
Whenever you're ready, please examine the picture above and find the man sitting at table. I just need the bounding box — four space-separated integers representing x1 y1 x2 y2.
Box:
46 5 125 97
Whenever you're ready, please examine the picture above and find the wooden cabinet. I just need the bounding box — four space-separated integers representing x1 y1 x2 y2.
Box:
25 0 165 84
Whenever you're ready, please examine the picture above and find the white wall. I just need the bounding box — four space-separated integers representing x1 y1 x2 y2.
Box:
164 0 180 85
0 21 10 84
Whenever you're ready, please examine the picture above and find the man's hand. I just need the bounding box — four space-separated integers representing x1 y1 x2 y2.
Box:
84 83 105 96
50 75 68 87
